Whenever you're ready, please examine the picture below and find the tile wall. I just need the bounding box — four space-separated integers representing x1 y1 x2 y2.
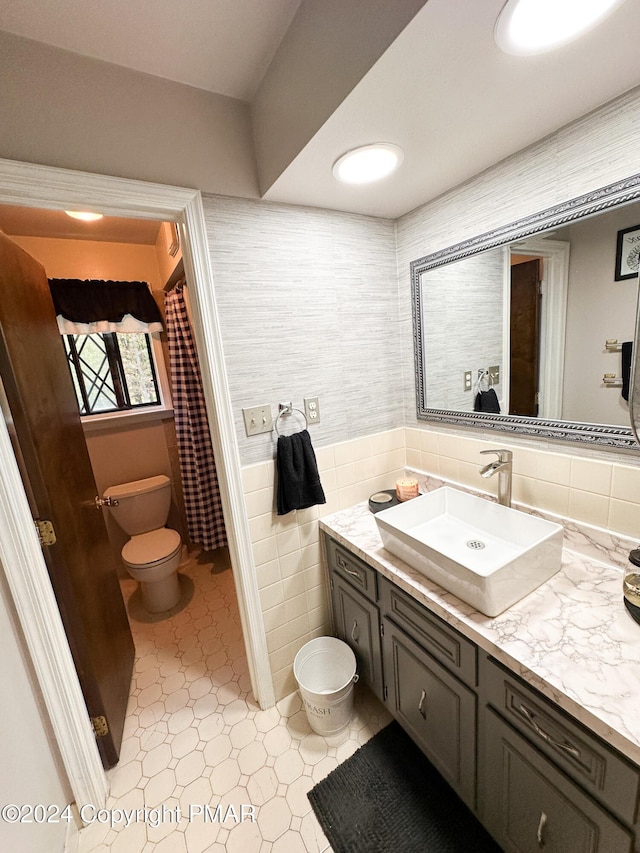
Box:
241 428 405 700
405 427 640 539
243 425 640 701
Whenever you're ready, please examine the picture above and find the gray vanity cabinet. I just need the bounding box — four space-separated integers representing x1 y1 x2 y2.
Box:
381 615 476 808
323 532 640 852
480 709 633 853
326 538 384 702
478 655 639 852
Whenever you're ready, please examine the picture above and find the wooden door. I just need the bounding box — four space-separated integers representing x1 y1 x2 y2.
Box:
510 259 541 417
0 232 134 768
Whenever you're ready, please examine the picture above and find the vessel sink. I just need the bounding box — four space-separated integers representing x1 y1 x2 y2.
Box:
375 487 563 616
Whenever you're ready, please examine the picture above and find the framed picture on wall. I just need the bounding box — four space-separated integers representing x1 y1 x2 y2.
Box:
615 224 640 281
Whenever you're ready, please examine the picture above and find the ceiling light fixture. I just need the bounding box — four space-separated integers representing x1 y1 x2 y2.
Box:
495 0 626 55
332 143 404 185
65 210 104 222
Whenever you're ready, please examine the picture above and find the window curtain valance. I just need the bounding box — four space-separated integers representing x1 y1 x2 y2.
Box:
48 278 164 335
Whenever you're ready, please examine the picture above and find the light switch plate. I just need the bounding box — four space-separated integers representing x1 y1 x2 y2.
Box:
304 397 320 425
242 405 273 436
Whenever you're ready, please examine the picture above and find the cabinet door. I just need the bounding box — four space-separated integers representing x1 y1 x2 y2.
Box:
382 617 476 808
479 709 633 853
332 573 384 701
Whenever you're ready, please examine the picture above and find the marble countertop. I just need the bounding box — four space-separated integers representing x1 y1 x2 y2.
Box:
319 499 640 766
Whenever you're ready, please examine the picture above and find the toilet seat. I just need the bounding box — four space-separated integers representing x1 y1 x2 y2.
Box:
122 528 181 568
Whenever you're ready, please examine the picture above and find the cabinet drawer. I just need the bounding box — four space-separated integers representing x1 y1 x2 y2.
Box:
479 709 633 853
332 574 384 702
481 655 639 826
326 537 377 601
383 616 476 809
380 576 477 687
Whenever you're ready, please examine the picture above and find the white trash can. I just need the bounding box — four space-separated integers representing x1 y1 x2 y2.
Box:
294 636 358 736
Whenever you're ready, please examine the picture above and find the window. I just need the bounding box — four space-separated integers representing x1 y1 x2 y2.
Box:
64 332 161 416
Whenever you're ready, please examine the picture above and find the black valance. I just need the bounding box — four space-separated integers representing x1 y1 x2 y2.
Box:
48 278 163 334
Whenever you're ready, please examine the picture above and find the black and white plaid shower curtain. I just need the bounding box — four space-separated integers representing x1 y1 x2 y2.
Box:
165 284 227 551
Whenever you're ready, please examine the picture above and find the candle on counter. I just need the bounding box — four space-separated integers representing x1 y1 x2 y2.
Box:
395 478 419 502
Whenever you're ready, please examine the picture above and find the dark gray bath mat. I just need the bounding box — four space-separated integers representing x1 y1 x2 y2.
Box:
308 721 502 853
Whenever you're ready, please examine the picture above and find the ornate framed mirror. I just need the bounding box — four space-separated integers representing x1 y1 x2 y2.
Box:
411 174 640 449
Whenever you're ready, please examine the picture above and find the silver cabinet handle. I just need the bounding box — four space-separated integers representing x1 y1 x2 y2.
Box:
350 620 359 643
418 688 427 719
337 554 362 581
537 811 547 848
519 704 581 759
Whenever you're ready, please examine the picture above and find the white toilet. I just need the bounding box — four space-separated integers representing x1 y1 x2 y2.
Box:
104 474 182 613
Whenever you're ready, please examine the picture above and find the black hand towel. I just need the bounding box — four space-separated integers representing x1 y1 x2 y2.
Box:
276 429 326 515
622 341 633 401
473 388 501 413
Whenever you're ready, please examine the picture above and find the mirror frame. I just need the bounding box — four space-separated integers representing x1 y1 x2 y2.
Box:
411 173 640 449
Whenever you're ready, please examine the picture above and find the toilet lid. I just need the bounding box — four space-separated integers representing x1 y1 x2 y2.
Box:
122 528 181 566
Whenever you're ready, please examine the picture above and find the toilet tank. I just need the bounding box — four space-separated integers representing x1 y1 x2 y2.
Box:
104 474 172 535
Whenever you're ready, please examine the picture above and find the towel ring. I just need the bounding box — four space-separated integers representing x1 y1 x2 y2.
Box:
274 403 308 436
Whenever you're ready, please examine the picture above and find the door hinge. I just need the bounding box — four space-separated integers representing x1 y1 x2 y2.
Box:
34 519 56 547
379 621 385 637
91 715 109 738
383 685 388 701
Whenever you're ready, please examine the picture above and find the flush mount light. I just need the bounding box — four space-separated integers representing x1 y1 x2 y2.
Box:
65 210 104 221
495 0 627 55
332 143 404 185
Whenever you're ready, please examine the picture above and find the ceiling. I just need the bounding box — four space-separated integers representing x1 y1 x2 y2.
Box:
267 0 640 218
0 0 301 101
1 0 640 222
0 206 161 244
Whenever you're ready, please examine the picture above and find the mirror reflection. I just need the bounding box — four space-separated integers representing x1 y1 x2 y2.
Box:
418 200 640 429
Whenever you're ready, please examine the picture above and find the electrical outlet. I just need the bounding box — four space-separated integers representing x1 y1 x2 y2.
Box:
242 405 273 436
464 371 472 391
304 397 321 425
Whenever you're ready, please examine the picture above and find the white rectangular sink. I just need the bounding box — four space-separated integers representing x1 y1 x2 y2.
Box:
375 487 563 616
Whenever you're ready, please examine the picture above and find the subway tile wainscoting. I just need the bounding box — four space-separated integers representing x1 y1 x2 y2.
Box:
242 428 406 700
242 426 640 702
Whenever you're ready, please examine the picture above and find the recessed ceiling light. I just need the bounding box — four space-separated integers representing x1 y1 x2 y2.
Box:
65 210 104 222
495 0 626 55
332 143 404 185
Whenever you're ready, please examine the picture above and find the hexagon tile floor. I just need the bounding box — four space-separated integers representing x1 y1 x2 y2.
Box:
77 548 391 853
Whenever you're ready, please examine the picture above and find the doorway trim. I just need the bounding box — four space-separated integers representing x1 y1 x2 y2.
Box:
507 238 570 419
0 158 273 809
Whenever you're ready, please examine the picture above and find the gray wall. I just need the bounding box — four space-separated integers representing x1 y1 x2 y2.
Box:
0 31 258 199
252 0 428 193
557 203 640 425
202 194 401 465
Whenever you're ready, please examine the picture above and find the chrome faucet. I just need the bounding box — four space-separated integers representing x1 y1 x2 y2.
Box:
479 449 513 507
